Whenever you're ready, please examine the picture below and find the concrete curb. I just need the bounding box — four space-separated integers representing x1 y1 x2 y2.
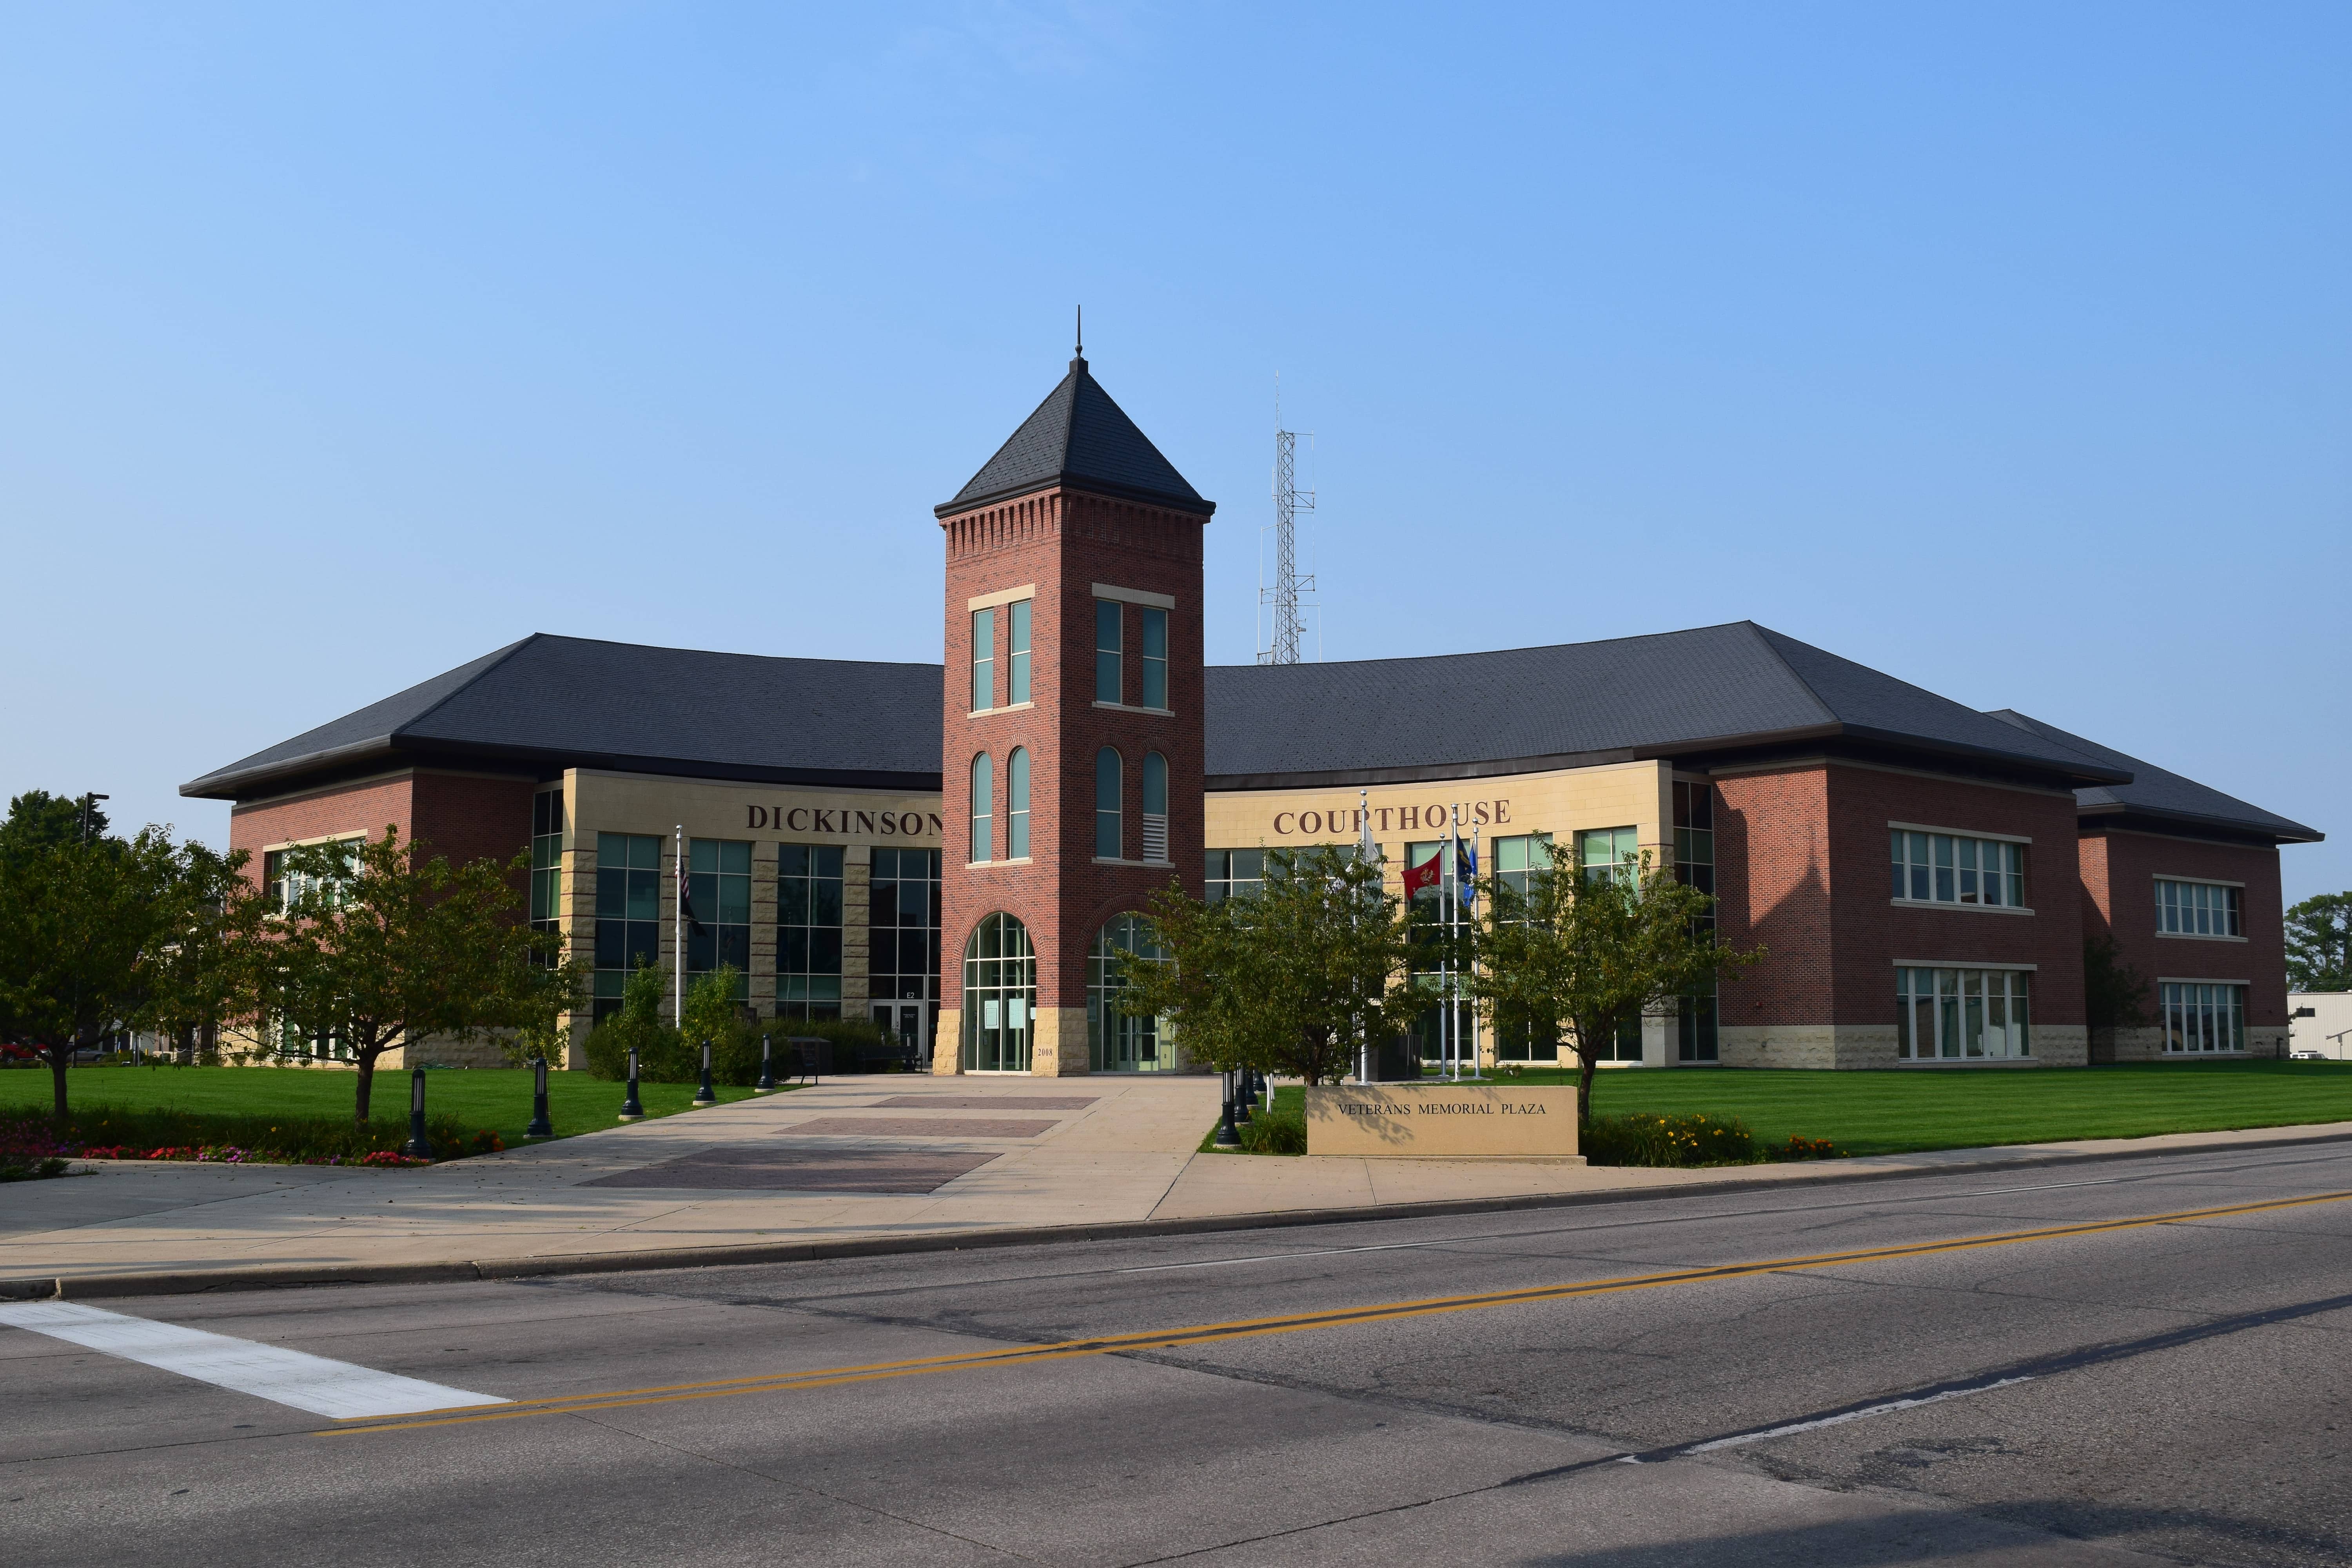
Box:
9 1125 2352 1303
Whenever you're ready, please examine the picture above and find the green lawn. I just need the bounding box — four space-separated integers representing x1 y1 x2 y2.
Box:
1475 1059 2352 1156
0 1064 780 1149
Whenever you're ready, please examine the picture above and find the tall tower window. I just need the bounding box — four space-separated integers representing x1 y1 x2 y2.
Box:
970 607 995 712
1007 599 1032 705
1142 751 1168 863
530 787 564 959
970 753 993 863
1007 747 1031 859
1095 600 1122 703
1096 748 1123 859
1140 607 1167 709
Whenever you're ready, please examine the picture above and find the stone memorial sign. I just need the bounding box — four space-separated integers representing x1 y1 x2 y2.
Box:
1304 1085 1582 1161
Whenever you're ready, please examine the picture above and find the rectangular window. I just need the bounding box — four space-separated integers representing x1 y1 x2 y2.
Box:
593 832 665 1023
1095 599 1122 703
263 849 286 911
2156 879 2241 938
1672 782 1717 1062
970 607 995 712
1577 826 1638 886
1895 967 2033 1059
1139 606 1167 709
869 846 942 1009
1205 849 1265 904
776 844 845 1021
2160 982 2246 1053
1890 830 2028 908
530 787 564 960
686 839 752 998
1007 599 1031 705
1493 833 1554 900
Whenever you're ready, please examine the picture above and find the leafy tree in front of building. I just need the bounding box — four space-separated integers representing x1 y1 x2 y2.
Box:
1121 846 1420 1085
2286 893 2352 991
0 792 260 1117
257 828 580 1122
2083 934 2153 1056
1467 842 1764 1127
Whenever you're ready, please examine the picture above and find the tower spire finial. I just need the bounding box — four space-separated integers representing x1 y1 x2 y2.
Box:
1075 304 1083 361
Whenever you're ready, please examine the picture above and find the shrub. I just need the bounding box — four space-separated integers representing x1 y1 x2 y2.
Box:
4 1109 501 1167
583 963 692 1082
1585 1112 1757 1167
1236 1104 1307 1154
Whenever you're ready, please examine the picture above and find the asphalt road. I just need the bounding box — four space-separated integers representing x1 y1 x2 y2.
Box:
6 1142 2352 1567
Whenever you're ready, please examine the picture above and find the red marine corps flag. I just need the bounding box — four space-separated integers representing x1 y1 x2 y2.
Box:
1403 847 1443 901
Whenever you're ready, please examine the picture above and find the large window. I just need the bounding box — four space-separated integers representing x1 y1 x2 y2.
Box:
1089 913 1171 1071
1205 849 1264 903
869 847 941 1005
1007 599 1031 705
593 832 665 1022
687 839 752 995
1142 752 1168 862
1578 826 1639 886
970 753 993 863
1891 830 2028 908
1140 606 1167 708
1096 747 1123 858
530 788 564 957
962 913 1035 1072
1673 781 1718 1063
1095 599 1122 703
1896 967 2032 1059
776 844 844 1021
1006 747 1031 859
970 606 995 712
2161 982 2246 1053
265 836 359 914
2157 880 2240 938
1489 833 1557 1063
1493 833 1553 899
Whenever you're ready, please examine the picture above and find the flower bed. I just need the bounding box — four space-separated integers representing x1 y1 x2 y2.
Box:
1584 1112 1846 1168
0 1109 503 1176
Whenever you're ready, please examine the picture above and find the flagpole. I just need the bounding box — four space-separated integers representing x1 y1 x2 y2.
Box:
1469 822 1483 1078
1357 789 1374 1084
674 824 685 1027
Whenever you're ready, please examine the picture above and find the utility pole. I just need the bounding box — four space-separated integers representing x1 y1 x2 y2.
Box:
1258 381 1316 664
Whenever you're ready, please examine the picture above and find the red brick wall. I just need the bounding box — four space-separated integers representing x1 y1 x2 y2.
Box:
412 773 536 887
2088 829 2287 1027
1713 766 1833 1029
226 769 532 894
939 486 1206 1018
229 774 416 891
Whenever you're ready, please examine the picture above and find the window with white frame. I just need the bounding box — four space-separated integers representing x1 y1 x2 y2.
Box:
2156 879 2240 938
1890 830 2028 908
1204 849 1263 903
1006 747 1030 859
1895 966 2033 1059
1577 826 1638 886
1007 599 1032 705
969 753 993 863
2160 982 2245 1053
970 606 995 712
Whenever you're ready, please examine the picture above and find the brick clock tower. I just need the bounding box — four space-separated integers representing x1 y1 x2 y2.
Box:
933 347 1213 1075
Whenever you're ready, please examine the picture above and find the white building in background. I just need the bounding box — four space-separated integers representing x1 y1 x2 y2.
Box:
2288 994 2352 1060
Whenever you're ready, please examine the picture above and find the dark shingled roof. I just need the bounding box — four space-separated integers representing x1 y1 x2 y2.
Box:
1202 622 2132 789
937 356 1214 517
181 634 944 799
1986 710 2321 845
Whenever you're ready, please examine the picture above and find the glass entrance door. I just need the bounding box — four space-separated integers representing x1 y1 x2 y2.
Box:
872 1002 927 1067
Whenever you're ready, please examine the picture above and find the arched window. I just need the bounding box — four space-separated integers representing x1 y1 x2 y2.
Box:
1088 914 1171 1072
969 753 992 864
1142 751 1169 864
1007 748 1030 859
1095 747 1122 860
961 913 1035 1073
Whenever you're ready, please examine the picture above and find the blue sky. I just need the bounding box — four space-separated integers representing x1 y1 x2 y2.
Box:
3 3 2345 901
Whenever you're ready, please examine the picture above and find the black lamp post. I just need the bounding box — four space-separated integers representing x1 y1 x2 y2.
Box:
693 1038 717 1105
1233 1066 1253 1126
401 1067 434 1161
525 1056 553 1138
1214 1070 1240 1146
618 1046 645 1121
756 1033 777 1093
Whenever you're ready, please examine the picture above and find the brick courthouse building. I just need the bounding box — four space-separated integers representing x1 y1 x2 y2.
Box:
183 354 2321 1074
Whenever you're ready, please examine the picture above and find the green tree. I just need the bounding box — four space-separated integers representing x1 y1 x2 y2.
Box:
1467 842 1764 1125
259 828 581 1121
2083 933 2153 1056
582 961 686 1080
2287 893 2352 992
1120 847 1419 1085
0 800 250 1116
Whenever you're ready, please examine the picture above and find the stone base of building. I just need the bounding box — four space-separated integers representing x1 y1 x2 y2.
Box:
2098 1025 2289 1063
1717 1024 2088 1069
925 1006 1095 1076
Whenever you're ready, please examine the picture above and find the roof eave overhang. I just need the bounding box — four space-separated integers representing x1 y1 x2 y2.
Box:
2077 800 2324 847
1833 723 2133 788
180 735 406 801
935 474 1216 519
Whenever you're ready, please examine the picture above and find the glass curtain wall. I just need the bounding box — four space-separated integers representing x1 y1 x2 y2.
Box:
962 913 1036 1072
593 832 664 1022
1674 781 1719 1063
776 844 845 1020
530 788 564 960
687 839 752 997
870 846 942 1033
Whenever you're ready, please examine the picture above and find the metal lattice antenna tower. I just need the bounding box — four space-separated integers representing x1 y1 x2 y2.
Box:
1258 381 1316 665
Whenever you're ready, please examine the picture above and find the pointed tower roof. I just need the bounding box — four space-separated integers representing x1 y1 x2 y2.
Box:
937 354 1215 518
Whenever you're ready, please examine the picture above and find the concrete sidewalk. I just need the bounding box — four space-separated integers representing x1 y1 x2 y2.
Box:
5 1073 2350 1298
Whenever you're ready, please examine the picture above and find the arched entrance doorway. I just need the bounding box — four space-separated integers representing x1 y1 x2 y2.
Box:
961 912 1036 1073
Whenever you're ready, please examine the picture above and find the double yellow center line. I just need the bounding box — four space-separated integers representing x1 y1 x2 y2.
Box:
323 1188 2352 1437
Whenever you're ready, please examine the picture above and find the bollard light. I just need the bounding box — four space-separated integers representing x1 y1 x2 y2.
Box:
693 1038 717 1105
1233 1065 1253 1126
402 1067 435 1161
526 1055 553 1138
618 1045 645 1122
1214 1070 1240 1147
756 1033 777 1094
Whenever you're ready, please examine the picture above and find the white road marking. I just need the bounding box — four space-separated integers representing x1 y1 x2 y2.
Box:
0 1301 508 1419
1679 1376 2035 1455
